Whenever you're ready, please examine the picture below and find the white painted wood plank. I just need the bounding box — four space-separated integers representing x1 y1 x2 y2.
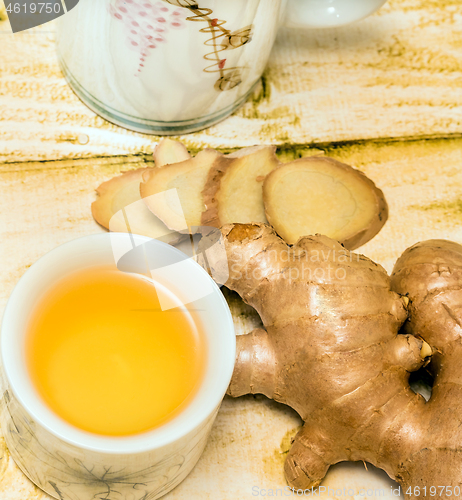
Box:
0 0 461 162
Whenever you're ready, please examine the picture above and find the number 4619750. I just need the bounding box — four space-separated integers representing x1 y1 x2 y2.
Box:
6 3 63 14
406 486 461 497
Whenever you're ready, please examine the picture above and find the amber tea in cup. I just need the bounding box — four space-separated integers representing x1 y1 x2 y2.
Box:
25 265 206 437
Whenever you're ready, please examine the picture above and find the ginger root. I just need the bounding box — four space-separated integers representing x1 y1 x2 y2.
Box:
206 223 462 498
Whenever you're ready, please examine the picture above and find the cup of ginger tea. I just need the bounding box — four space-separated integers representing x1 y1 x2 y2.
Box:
0 233 235 500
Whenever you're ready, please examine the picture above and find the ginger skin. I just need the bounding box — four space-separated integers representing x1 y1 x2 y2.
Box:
211 224 461 498
390 240 462 495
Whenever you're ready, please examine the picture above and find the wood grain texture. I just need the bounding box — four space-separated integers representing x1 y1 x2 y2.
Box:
0 0 461 162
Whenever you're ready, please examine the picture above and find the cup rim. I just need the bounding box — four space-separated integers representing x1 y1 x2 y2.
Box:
1 233 236 454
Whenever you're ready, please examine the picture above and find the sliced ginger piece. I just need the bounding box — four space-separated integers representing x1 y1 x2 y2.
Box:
91 139 190 243
92 168 148 230
201 146 280 228
227 145 271 159
263 157 388 249
141 149 226 232
91 169 182 243
153 138 191 167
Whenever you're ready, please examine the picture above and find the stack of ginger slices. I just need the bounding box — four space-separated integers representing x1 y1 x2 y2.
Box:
92 139 388 250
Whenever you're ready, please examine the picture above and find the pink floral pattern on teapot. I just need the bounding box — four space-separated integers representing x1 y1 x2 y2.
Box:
109 0 187 75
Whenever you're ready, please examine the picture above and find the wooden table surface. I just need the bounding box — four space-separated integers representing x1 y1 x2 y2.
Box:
1 0 462 498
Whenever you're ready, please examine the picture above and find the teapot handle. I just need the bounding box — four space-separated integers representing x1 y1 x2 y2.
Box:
284 0 388 29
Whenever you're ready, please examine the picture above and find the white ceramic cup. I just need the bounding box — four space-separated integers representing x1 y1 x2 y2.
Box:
0 233 235 500
56 0 387 135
